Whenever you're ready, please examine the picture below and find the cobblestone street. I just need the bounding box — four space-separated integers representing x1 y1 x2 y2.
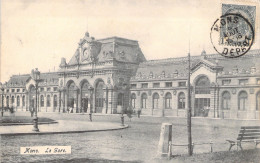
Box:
1 112 260 162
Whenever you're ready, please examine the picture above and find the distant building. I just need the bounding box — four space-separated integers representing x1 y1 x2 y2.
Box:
0 32 260 119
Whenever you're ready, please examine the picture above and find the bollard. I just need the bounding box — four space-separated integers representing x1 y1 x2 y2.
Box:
121 114 124 126
157 123 172 157
210 141 213 153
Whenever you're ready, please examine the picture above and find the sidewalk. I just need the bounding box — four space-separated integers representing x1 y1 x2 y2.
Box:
0 120 128 136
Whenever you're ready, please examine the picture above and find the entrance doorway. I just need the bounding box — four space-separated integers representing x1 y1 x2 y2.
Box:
81 98 88 113
194 76 211 117
195 98 210 117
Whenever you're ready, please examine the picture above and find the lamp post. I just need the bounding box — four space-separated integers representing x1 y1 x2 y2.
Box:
89 86 94 121
31 68 43 132
0 83 4 117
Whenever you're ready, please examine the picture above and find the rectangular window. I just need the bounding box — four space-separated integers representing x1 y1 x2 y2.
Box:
141 83 148 88
178 82 186 87
222 79 231 85
6 89 9 93
165 82 172 87
12 89 15 92
40 88 44 92
47 87 51 91
53 87 58 91
153 83 160 88
17 89 20 92
22 89 25 92
131 84 137 89
239 79 248 85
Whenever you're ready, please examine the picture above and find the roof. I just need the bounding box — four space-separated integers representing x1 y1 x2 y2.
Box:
6 72 59 88
65 34 146 67
131 49 260 81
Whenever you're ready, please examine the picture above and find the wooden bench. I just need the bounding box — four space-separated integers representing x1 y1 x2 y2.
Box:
226 126 260 151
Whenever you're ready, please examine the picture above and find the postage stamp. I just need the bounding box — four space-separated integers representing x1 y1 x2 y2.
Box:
210 13 255 58
222 4 256 32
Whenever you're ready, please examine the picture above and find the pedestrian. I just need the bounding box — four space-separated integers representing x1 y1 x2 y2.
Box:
137 108 141 118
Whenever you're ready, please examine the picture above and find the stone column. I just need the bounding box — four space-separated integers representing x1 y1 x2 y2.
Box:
78 88 82 113
45 95 47 112
64 89 67 113
75 88 79 113
102 89 107 114
58 90 61 112
106 87 108 114
107 88 113 114
158 96 165 117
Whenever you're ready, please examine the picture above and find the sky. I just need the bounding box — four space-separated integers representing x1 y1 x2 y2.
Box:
1 0 260 83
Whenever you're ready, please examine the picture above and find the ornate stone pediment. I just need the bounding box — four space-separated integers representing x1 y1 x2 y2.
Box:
80 32 102 63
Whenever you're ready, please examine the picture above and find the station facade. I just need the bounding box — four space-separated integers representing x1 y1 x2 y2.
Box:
1 32 260 119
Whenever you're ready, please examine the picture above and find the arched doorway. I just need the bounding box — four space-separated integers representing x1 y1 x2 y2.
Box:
194 76 211 117
95 80 104 113
81 81 90 113
29 85 36 111
67 81 76 112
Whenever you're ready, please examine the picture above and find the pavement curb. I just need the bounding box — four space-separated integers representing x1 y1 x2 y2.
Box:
0 121 58 126
0 124 128 136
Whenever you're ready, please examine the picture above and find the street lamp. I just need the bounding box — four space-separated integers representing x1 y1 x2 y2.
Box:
89 86 94 121
0 83 4 117
31 68 43 132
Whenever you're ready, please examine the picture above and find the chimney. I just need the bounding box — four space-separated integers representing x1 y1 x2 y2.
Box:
250 67 256 74
233 66 238 75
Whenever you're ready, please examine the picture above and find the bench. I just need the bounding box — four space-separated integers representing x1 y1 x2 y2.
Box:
226 126 260 151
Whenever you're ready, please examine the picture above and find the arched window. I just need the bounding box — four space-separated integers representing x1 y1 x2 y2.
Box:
131 93 136 108
47 95 51 107
40 95 44 107
153 93 159 109
11 96 15 105
165 93 172 109
54 95 58 107
222 91 231 110
256 92 260 110
238 91 248 110
178 92 185 109
141 93 147 109
17 96 20 107
195 76 210 94
22 96 25 107
117 93 124 106
95 81 104 109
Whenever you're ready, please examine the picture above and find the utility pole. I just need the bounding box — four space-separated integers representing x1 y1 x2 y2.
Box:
187 38 192 156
